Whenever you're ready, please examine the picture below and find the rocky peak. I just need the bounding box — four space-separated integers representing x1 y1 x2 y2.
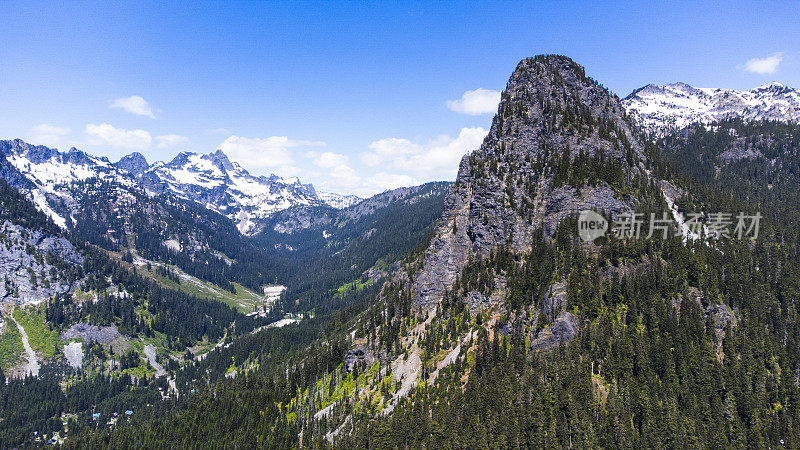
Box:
483 55 644 162
209 149 235 172
1 139 60 164
165 151 193 168
752 81 788 94
115 152 149 176
413 55 647 309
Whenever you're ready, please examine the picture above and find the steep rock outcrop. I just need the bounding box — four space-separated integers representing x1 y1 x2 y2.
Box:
413 55 649 309
531 311 579 351
114 152 149 176
0 221 83 304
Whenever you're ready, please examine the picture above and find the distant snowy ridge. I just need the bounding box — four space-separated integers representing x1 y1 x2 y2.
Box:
0 139 361 235
622 82 800 136
317 192 362 209
0 139 136 227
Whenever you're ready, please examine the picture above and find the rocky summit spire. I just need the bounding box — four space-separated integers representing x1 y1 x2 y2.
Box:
115 152 149 176
210 149 235 171
413 55 654 309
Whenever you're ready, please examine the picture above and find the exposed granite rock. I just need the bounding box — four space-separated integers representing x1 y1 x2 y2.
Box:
344 346 374 372
671 287 704 313
687 287 704 306
718 137 764 163
270 206 335 234
60 323 121 345
465 290 489 311
707 303 737 342
114 152 149 176
530 311 578 351
542 281 568 321
707 302 738 362
0 221 83 305
414 55 646 309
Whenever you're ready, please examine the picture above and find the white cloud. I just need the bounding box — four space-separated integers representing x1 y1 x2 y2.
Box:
28 124 70 148
361 127 488 179
308 151 349 169
743 53 783 74
305 150 358 187
362 138 422 167
110 95 156 118
156 134 190 149
218 135 324 169
363 173 419 193
303 151 413 197
85 123 152 150
446 88 501 115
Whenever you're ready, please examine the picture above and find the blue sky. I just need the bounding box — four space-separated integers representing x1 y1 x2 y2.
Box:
2 1 798 196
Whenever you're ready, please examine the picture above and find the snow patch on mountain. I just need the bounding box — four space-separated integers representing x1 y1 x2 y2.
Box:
623 82 800 136
3 140 133 193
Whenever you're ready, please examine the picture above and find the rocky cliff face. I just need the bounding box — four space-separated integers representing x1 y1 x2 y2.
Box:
0 221 83 305
114 152 149 176
413 55 651 309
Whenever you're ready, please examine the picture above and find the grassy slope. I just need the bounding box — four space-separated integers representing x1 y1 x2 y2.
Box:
110 249 268 314
12 307 62 359
0 317 23 371
150 268 265 314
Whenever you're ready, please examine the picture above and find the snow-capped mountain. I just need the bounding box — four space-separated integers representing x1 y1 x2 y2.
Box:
623 82 800 136
139 150 323 234
0 139 136 227
0 139 362 235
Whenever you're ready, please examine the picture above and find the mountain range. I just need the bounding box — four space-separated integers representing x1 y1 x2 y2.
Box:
0 140 361 235
623 81 800 136
4 77 799 237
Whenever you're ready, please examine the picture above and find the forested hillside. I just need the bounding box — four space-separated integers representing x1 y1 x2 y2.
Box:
659 120 800 243
259 182 451 316
1 55 798 449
